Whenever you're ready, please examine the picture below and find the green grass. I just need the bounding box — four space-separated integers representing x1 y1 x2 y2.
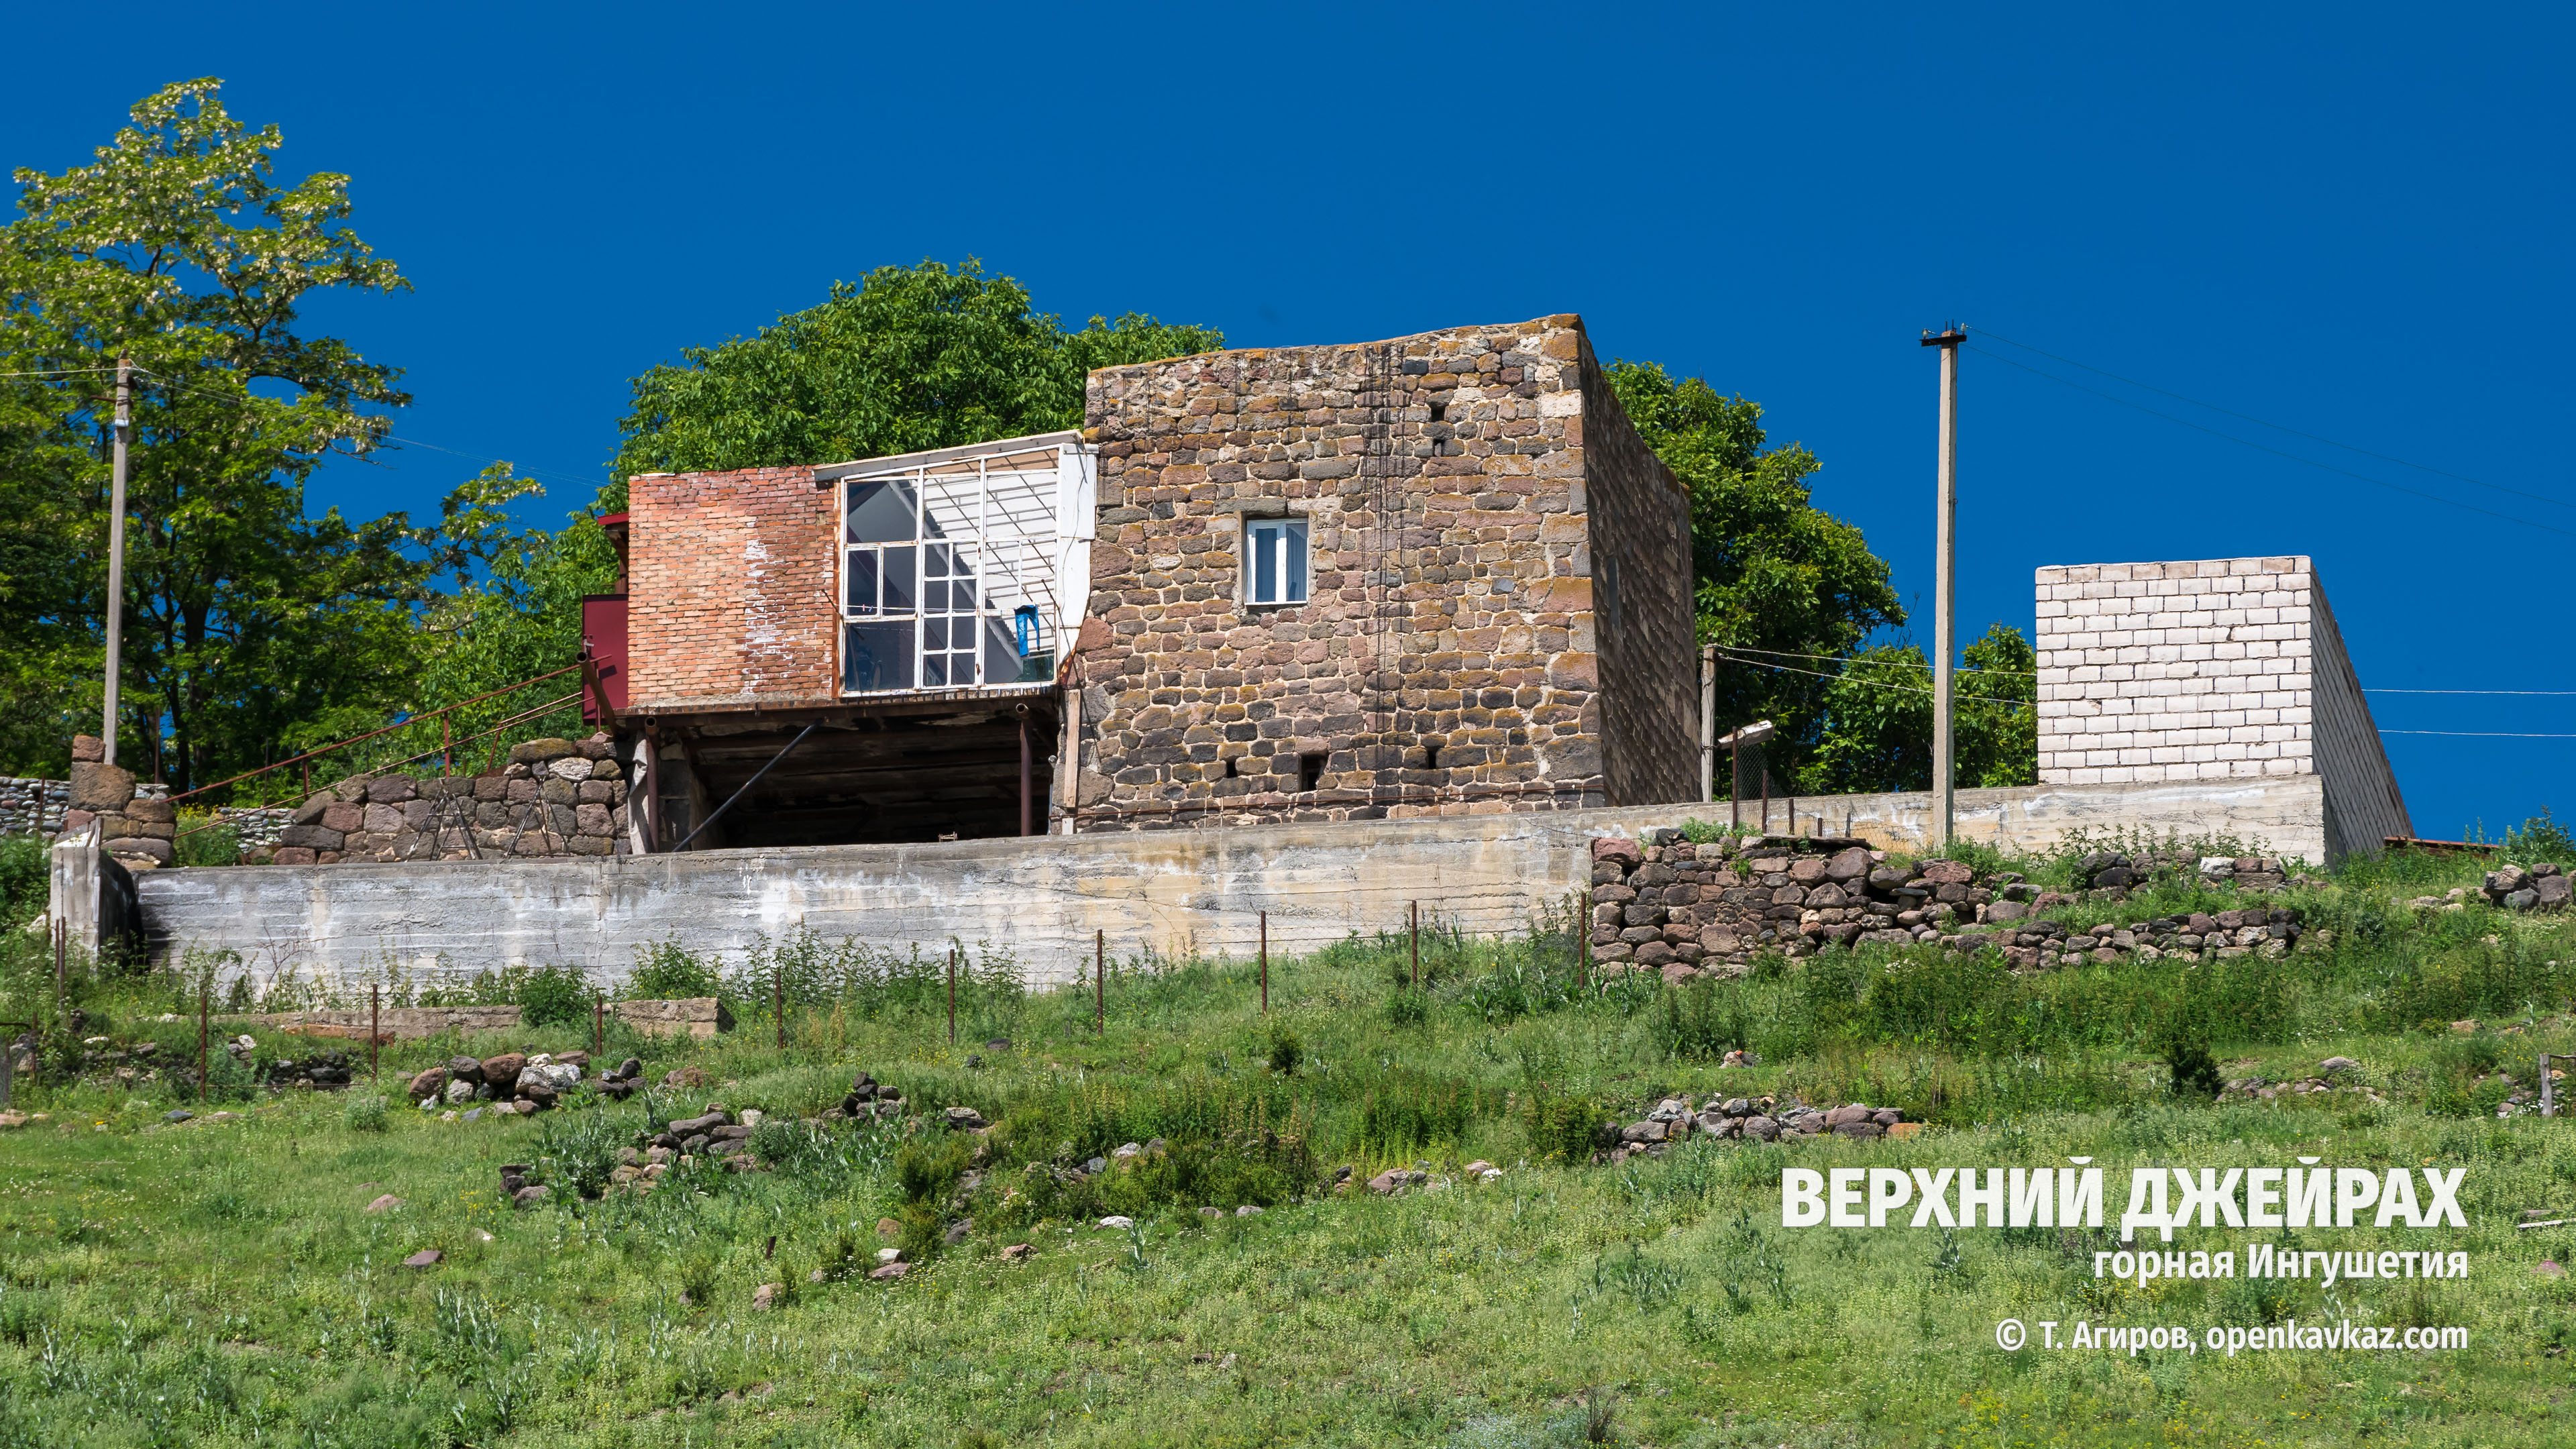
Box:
2 845 2575 1445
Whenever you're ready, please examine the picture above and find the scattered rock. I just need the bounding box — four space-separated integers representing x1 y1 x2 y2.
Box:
402 1250 442 1270
512 1185 551 1208
751 1283 781 1311
1098 1215 1136 1230
1235 1205 1265 1218
2320 1057 2362 1075
868 1262 909 1281
876 1217 901 1240
1002 1244 1034 1261
365 1193 402 1214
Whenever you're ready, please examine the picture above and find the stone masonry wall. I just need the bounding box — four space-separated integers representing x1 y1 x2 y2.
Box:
1574 336 1698 805
1073 316 1678 830
626 465 837 714
1 777 71 837
264 736 632 865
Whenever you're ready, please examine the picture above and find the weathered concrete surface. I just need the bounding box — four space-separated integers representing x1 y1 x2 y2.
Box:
136 776 2326 990
614 998 726 1040
1753 773 2326 865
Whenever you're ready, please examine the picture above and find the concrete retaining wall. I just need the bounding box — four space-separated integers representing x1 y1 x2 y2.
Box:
131 775 2326 990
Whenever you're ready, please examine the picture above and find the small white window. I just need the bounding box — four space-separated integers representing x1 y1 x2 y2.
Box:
1244 517 1308 607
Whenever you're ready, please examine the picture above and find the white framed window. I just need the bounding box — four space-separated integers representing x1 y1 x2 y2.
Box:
840 451 1056 694
1243 517 1309 607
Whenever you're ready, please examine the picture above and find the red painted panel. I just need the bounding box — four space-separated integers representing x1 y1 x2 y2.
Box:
581 594 629 722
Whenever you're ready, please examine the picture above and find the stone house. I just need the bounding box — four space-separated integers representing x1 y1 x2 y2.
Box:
596 315 1701 847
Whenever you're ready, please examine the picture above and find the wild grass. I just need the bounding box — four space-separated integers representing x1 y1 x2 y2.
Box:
0 842 2573 1443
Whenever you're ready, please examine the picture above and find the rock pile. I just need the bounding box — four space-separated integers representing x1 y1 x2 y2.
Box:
820 1071 908 1122
0 775 70 838
1943 906 2308 968
2220 1056 2390 1106
647 1104 766 1171
2478 863 2574 912
1598 1094 1918 1163
407 1050 599 1115
264 735 632 866
255 1050 357 1090
2067 849 2301 896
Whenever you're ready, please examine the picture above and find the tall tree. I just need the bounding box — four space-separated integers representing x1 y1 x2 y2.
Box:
1606 362 2038 794
610 258 1223 493
1795 623 2039 795
0 78 451 788
1604 362 1905 784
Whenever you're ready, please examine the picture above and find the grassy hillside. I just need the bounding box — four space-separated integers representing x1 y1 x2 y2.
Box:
1 834 2573 1446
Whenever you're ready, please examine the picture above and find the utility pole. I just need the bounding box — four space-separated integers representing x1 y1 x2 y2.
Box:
1921 326 1964 847
102 356 131 767
1698 644 1717 804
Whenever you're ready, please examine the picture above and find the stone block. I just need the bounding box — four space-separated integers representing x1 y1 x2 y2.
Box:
68 761 136 812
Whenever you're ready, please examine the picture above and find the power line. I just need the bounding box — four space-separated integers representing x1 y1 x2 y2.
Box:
2381 731 2576 739
2367 688 2576 696
1973 329 2572 513
1964 345 2576 541
1718 643 2037 677
1715 651 2031 702
113 365 611 496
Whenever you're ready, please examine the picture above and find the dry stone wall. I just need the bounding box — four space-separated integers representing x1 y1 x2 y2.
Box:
1590 828 2318 979
1073 316 1693 831
262 734 633 865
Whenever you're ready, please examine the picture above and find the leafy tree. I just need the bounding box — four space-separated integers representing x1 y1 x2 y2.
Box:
609 258 1222 491
1797 623 2039 795
1606 362 2037 794
0 78 476 788
1604 362 1904 787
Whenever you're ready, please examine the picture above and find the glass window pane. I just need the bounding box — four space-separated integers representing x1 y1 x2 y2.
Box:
1252 523 1277 603
926 543 953 578
882 545 916 612
925 617 948 651
845 621 915 692
846 550 878 614
925 580 949 612
1285 521 1307 603
984 616 1026 684
846 480 918 543
923 654 949 688
951 574 975 611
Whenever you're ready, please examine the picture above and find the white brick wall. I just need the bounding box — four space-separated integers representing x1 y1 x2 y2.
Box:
2035 556 2317 786
2034 555 2410 857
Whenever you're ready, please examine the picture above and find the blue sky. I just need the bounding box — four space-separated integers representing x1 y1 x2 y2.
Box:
5 3 2569 843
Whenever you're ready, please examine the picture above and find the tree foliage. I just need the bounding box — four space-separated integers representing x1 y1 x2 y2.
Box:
1605 361 2036 794
0 78 479 786
610 259 1223 489
1797 623 2039 795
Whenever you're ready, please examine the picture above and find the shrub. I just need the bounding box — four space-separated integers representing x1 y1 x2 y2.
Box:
343 1093 390 1132
1382 989 1427 1028
1354 1067 1481 1157
1265 1024 1303 1076
516 965 598 1028
0 835 44 930
2160 1029 2223 1099
628 940 722 1001
1518 1084 1607 1163
173 808 241 868
1658 978 1746 1059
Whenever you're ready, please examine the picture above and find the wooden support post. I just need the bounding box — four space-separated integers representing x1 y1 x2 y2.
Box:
774 959 785 1051
370 985 380 1082
198 977 209 1099
1095 929 1105 1035
1017 706 1032 837
1409 901 1419 989
1575 889 1589 991
947 946 957 1046
1258 911 1268 1015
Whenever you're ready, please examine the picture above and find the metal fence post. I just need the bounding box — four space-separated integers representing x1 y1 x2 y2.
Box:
1409 901 1419 989
947 946 957 1046
1258 911 1268 1016
198 978 209 1100
370 984 380 1082
1095 930 1105 1035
